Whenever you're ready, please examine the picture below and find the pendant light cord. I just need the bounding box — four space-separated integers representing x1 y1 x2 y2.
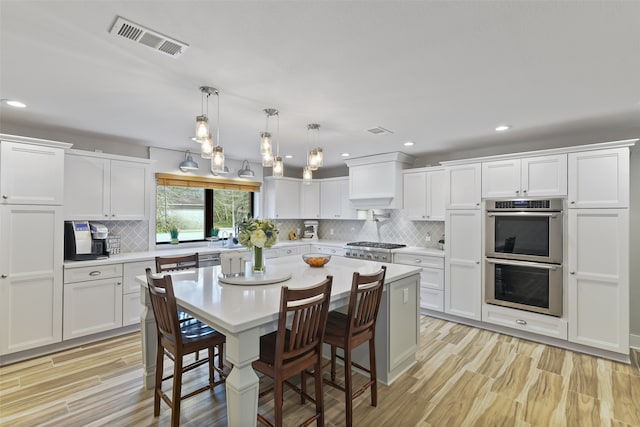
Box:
216 91 220 147
276 112 280 156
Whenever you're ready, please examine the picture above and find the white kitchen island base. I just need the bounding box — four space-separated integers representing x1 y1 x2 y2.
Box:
138 256 420 427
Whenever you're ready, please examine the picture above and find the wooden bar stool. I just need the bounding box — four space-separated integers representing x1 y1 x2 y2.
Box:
145 268 227 427
322 266 387 427
253 276 333 427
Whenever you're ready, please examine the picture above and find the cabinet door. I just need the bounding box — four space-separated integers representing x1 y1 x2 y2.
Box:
522 154 567 197
277 179 301 219
567 209 629 354
0 141 65 205
444 210 481 320
388 275 419 371
110 160 149 220
482 159 521 198
0 205 63 354
63 277 123 340
122 260 153 327
403 172 427 220
320 180 341 219
445 164 481 209
568 148 629 208
300 181 320 219
338 178 356 219
64 154 110 220
426 169 446 221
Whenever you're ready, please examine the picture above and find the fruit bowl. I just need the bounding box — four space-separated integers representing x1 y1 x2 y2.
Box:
302 253 331 268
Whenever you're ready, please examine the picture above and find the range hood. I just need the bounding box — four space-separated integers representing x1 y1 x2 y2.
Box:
345 152 414 209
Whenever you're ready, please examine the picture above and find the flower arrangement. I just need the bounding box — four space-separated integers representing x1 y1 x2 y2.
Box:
238 217 278 273
238 217 278 248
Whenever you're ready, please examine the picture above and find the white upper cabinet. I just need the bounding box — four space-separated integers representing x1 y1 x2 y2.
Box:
263 177 301 219
568 147 629 208
65 151 150 220
300 181 320 219
403 167 445 221
445 163 481 209
0 138 70 206
320 177 355 219
482 154 567 198
567 209 629 353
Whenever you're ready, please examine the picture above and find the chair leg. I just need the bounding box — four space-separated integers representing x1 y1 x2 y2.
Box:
218 343 225 370
300 370 307 404
208 347 215 388
330 345 337 382
171 355 183 427
369 337 378 407
154 343 164 417
314 360 324 426
344 348 353 427
274 378 284 427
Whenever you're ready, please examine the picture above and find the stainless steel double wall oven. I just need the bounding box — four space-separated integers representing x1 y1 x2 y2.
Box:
485 199 563 316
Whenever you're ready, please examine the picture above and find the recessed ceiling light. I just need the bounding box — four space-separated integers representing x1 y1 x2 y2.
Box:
495 125 511 132
284 155 293 159
341 153 350 157
1 99 26 108
403 141 414 146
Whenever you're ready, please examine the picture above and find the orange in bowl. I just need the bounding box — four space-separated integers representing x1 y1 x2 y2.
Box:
302 253 331 268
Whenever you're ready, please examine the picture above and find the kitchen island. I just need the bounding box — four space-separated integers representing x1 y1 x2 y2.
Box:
136 254 420 427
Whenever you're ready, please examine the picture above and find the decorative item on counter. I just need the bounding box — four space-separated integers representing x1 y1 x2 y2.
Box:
288 231 298 240
210 227 220 240
170 226 179 245
107 235 121 255
238 217 278 273
302 253 331 268
438 235 445 250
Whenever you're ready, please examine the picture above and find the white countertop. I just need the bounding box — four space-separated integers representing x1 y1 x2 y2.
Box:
63 239 348 268
135 254 421 334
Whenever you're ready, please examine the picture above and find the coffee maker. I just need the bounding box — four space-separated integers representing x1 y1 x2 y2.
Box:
64 221 110 260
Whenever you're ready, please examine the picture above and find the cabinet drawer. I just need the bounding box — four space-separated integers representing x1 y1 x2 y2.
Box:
394 253 443 269
64 263 123 284
123 292 142 326
420 287 443 312
311 245 344 256
482 304 567 340
420 268 444 291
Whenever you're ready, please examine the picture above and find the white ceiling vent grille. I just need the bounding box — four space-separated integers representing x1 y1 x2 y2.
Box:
109 16 189 58
367 126 394 135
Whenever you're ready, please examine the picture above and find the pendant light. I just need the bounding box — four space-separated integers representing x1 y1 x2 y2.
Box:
303 123 317 185
238 160 256 178
307 123 322 170
272 110 283 177
261 108 278 167
195 86 216 143
179 150 199 172
209 88 225 173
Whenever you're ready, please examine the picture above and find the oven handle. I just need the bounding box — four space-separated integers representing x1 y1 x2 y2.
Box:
487 212 560 218
486 258 559 270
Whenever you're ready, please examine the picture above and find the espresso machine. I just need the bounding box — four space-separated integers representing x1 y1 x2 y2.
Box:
64 221 110 260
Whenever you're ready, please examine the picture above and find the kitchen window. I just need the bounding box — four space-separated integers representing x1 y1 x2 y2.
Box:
155 173 260 244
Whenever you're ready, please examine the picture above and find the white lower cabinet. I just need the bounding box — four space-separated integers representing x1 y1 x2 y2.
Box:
394 252 444 312
444 210 482 320
122 260 155 326
0 205 64 355
482 304 568 340
567 209 629 354
63 264 123 340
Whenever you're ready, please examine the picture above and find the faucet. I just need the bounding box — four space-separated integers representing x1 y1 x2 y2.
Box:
234 205 245 237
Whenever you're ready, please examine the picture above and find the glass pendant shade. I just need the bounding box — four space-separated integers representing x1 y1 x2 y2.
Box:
200 136 213 159
260 132 272 154
272 156 284 177
314 148 323 167
211 146 225 172
195 115 209 142
262 151 274 167
302 166 313 184
308 149 319 171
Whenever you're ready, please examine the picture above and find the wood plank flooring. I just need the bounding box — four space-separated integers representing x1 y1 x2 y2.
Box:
1 316 639 426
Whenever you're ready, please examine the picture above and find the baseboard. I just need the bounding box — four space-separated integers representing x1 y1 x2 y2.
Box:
630 333 640 349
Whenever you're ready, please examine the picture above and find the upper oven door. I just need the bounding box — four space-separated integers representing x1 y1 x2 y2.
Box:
486 211 563 264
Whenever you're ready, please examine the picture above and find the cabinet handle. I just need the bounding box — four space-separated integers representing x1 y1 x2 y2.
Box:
570 201 576 204
523 189 527 193
104 214 109 217
1 274 7 279
476 203 480 207
117 282 122 286
515 319 527 325
89 271 101 276
570 271 576 275
476 261 480 264
112 214 116 217
515 190 520 194
286 250 292 254
331 249 336 253
415 259 422 263
1 195 8 200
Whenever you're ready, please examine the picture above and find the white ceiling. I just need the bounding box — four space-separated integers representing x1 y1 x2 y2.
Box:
1 1 639 169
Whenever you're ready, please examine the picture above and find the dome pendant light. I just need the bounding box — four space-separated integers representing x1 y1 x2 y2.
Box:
179 150 199 172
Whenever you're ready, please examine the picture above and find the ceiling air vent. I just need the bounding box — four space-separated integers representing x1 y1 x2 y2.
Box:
367 126 394 135
109 16 189 58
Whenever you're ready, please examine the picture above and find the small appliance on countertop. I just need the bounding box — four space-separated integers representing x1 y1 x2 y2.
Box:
302 220 319 240
64 220 110 260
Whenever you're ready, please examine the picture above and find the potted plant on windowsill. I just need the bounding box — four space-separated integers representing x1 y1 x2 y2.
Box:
170 226 180 245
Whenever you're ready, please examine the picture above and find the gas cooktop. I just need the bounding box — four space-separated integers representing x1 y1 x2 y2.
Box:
345 241 407 250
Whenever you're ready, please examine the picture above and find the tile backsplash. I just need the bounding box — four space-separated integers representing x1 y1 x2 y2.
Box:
274 211 444 248
100 220 149 253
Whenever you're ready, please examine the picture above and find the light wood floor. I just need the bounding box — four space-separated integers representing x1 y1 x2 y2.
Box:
1 316 639 426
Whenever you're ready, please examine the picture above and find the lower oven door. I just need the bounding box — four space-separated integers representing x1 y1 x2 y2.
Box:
485 258 563 317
